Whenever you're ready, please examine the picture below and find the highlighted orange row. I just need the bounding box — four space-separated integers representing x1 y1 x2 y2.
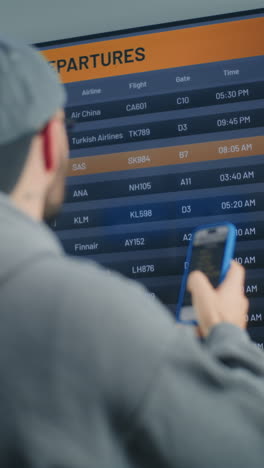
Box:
68 136 264 177
42 17 264 83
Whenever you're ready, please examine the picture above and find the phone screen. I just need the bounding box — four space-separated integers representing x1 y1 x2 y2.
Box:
179 226 229 321
190 240 226 287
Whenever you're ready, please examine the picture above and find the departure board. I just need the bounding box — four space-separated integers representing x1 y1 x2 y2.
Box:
39 9 264 349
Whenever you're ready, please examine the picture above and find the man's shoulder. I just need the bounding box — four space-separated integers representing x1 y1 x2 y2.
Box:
27 254 179 413
31 253 147 300
26 252 175 335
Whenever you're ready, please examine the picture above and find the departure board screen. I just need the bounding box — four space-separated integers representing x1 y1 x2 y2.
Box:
39 9 264 349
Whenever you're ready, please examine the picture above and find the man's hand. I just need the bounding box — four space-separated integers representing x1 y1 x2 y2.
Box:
187 261 248 337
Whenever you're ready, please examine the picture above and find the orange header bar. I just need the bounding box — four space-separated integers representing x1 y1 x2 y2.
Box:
41 17 264 83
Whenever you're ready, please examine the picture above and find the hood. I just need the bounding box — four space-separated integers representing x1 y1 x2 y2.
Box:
0 192 63 283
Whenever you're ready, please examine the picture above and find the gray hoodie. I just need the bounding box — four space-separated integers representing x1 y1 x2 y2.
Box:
0 192 264 468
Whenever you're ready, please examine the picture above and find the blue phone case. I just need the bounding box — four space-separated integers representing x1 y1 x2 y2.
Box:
175 222 236 325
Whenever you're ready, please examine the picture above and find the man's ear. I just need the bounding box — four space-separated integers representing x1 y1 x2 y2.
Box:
41 119 58 172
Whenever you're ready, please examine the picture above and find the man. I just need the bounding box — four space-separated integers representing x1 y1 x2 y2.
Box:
0 37 263 468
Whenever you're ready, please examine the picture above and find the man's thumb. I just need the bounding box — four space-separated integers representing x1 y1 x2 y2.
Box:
187 271 216 313
187 270 213 295
187 271 217 334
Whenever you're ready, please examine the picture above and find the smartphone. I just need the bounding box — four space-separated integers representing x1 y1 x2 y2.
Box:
175 222 236 324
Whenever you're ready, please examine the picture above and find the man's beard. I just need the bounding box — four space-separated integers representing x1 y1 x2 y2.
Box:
43 158 67 223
